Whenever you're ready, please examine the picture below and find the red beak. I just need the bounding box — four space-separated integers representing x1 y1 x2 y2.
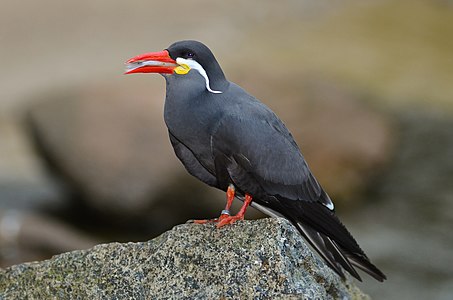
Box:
124 50 178 74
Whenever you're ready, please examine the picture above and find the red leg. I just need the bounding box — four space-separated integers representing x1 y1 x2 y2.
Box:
193 185 236 224
217 194 252 228
219 184 235 221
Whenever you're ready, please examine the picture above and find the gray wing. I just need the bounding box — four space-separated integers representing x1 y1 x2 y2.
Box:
210 113 333 209
210 113 386 282
169 132 218 188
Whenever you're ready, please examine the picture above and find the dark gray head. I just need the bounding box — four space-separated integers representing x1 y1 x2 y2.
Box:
125 40 228 93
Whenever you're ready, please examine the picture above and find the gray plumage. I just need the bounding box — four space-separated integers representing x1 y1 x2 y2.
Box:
142 40 386 282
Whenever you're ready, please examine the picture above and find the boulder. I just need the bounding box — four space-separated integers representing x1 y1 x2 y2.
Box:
26 80 184 215
0 209 98 268
0 218 369 299
0 116 63 211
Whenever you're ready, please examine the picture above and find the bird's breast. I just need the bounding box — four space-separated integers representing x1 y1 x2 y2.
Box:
164 92 223 169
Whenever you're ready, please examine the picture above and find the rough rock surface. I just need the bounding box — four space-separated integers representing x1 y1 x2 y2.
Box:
0 218 369 299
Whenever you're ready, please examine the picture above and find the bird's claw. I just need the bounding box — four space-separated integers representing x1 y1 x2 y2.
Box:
216 215 244 228
191 218 220 224
191 212 231 225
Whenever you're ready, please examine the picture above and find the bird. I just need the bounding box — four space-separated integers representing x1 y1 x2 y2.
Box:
125 40 386 282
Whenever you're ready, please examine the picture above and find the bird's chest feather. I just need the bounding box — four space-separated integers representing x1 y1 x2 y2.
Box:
164 89 224 164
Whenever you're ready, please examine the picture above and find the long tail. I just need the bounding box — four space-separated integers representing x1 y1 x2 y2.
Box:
253 199 386 282
295 221 386 282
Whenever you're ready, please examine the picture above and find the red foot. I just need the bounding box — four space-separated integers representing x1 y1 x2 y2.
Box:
192 213 230 224
193 186 253 228
216 214 244 228
217 194 252 228
193 219 211 224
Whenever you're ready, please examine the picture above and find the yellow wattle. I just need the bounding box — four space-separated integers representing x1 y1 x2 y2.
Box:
174 64 191 75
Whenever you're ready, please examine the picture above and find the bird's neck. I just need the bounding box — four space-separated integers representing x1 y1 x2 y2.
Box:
206 65 228 91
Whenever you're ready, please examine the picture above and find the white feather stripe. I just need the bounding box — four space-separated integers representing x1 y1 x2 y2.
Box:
176 58 223 94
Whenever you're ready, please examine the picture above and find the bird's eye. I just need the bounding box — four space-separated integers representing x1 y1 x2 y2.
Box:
186 52 195 58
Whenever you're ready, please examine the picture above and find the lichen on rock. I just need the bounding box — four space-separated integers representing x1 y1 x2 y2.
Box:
0 218 369 299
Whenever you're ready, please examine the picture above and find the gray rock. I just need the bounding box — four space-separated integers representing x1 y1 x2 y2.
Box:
0 116 63 211
0 209 98 268
26 81 183 214
0 218 369 300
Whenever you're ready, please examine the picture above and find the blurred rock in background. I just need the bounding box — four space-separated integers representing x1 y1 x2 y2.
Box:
1 1 452 299
0 209 97 267
347 109 453 299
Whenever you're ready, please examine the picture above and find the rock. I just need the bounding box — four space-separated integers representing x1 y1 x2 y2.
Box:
0 218 369 299
0 115 63 211
348 110 453 299
26 80 202 215
0 209 98 268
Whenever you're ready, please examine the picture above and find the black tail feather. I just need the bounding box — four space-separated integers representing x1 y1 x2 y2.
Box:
295 220 386 281
347 254 387 282
277 198 386 282
296 222 364 281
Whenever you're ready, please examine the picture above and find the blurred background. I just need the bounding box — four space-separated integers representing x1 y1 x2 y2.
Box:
1 0 452 298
